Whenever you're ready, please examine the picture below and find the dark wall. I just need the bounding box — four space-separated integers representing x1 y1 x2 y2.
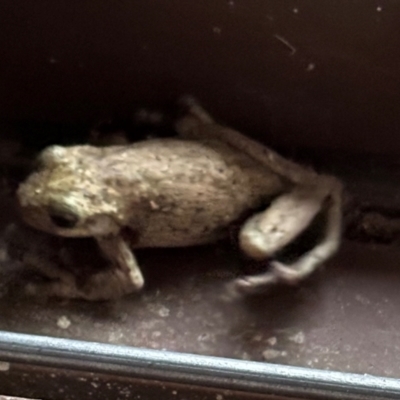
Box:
1 0 400 154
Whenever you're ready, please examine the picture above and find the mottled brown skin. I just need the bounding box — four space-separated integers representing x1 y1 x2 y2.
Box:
16 98 343 300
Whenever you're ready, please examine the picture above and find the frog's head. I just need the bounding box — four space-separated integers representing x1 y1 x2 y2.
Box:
17 145 122 237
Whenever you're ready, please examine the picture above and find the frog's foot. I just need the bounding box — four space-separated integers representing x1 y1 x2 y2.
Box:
96 235 145 291
222 272 279 300
79 269 138 301
270 261 305 285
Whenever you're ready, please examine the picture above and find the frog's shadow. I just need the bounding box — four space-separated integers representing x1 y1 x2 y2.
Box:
137 242 324 321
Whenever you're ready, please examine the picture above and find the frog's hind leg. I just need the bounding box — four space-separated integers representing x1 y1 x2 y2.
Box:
177 97 322 187
232 180 342 295
178 95 215 124
174 96 217 137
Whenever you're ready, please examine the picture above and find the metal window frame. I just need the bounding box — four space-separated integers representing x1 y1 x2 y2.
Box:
0 331 398 400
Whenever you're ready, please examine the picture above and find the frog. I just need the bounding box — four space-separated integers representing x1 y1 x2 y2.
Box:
16 97 343 300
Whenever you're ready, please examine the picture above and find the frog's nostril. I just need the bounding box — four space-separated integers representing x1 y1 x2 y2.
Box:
48 208 79 229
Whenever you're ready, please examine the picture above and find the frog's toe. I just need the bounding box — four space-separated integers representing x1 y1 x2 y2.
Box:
271 261 302 285
231 274 278 296
232 277 254 292
221 279 263 301
129 271 145 290
239 229 272 260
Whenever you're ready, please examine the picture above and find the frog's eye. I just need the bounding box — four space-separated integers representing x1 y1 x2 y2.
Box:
48 205 79 229
38 145 68 168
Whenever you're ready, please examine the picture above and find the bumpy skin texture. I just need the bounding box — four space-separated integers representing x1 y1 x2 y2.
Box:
16 98 343 300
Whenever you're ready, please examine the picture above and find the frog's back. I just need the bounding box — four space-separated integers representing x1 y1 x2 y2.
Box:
95 138 285 248
103 138 280 188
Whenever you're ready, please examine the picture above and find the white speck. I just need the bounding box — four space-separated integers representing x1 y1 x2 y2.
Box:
150 200 160 210
172 390 178 395
198 333 210 342
262 349 287 360
228 0 235 7
293 8 299 13
120 387 131 396
108 331 123 342
213 26 222 34
377 6 382 11
289 331 305 344
266 336 277 346
91 382 100 388
49 57 58 64
57 316 71 329
252 334 262 342
355 294 370 305
306 63 315 71
0 362 10 371
216 395 224 400
158 305 170 317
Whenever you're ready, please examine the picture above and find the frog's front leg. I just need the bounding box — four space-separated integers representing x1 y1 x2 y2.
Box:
22 250 138 300
23 254 81 298
233 181 342 295
95 234 145 290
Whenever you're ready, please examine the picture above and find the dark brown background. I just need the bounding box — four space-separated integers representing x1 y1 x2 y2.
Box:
1 0 400 154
